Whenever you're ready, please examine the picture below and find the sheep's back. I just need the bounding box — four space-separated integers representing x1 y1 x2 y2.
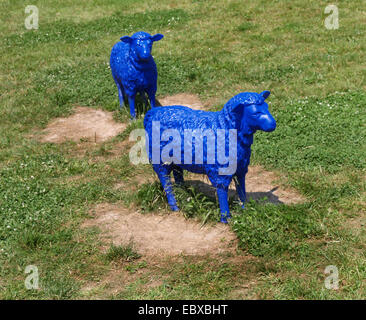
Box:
144 106 228 169
144 106 219 132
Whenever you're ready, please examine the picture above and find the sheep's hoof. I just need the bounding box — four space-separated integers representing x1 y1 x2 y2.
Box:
170 205 179 211
220 214 231 224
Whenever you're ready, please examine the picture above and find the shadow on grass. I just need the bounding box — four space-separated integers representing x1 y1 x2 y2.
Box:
185 180 283 205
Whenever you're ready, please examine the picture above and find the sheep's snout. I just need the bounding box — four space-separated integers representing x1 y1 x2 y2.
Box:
135 42 153 61
260 114 276 132
243 103 277 133
138 49 151 61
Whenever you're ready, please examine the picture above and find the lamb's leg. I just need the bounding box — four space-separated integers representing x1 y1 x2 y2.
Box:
235 173 246 208
217 186 231 223
154 165 179 211
127 94 136 119
173 167 184 185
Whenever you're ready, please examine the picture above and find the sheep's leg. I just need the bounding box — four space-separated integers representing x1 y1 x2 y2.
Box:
154 165 179 211
127 94 136 119
121 86 127 104
140 91 149 110
173 167 184 185
112 75 124 108
235 174 246 208
147 91 157 108
217 186 230 223
117 85 125 108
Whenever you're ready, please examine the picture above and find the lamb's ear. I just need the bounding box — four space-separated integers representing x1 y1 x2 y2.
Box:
260 90 271 100
120 36 133 43
151 33 164 42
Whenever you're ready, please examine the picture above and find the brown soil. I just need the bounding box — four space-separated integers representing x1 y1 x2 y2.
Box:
83 203 237 256
158 93 206 110
113 172 156 192
40 106 126 143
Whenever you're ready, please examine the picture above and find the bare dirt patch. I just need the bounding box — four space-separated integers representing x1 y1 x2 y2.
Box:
83 203 237 256
158 93 205 110
113 172 156 191
344 194 366 236
186 165 304 205
40 106 126 143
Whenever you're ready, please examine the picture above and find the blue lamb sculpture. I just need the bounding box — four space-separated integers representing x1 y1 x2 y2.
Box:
144 91 276 223
110 31 164 118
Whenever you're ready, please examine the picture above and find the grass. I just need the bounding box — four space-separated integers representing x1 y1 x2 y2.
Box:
105 243 141 262
116 257 249 299
253 91 366 172
0 0 365 299
232 201 326 257
136 181 221 223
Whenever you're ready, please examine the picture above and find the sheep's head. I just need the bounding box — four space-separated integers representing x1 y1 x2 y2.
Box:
121 31 164 61
242 91 276 133
223 91 276 135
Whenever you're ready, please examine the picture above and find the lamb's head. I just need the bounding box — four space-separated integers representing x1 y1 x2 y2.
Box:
120 31 164 61
223 91 276 135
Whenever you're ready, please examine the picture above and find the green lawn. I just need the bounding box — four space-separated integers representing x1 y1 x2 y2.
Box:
0 0 365 299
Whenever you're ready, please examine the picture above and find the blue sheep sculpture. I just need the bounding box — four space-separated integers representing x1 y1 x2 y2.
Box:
110 31 164 119
144 91 276 223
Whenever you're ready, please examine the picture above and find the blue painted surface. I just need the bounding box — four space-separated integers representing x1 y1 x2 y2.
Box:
144 91 276 223
110 31 164 118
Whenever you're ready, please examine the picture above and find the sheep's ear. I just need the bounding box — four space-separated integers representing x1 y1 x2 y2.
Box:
260 90 271 100
120 36 133 43
151 33 164 42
